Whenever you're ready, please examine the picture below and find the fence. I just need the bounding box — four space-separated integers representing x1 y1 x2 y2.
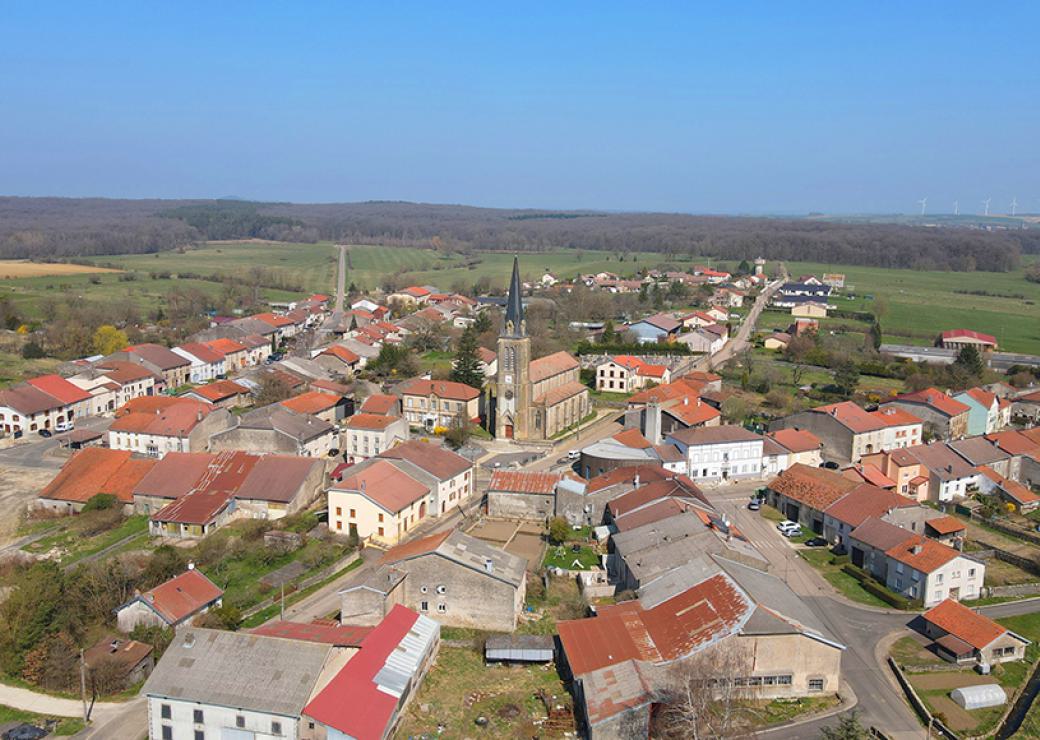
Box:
972 540 1040 577
888 658 960 740
971 512 1040 548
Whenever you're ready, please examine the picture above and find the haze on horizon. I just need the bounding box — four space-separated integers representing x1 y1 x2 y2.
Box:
1 2 1037 215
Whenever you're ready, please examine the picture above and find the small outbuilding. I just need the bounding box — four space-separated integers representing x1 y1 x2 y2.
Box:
951 684 1006 711
485 634 555 664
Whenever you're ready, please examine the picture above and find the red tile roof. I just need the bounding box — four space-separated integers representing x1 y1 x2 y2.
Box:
768 463 858 511
203 337 247 356
986 431 1040 456
923 599 1007 651
280 390 342 415
134 569 223 625
96 360 158 384
378 440 471 480
109 397 215 437
964 387 998 409
533 380 587 407
38 448 157 504
186 380 249 403
612 428 653 449
885 534 961 574
398 378 480 401
359 394 399 415
608 476 708 519
558 573 750 676
889 388 971 418
529 351 580 383
662 398 720 427
381 530 452 563
176 342 225 364
303 605 423 740
978 466 1040 505
0 384 67 415
941 329 997 345
345 413 400 431
612 497 698 532
320 345 361 364
926 515 967 536
823 484 916 528
870 406 924 428
333 459 430 513
767 428 822 454
488 470 561 494
810 401 888 433
25 374 91 405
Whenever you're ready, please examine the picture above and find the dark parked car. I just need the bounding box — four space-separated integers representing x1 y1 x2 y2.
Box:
805 537 828 547
820 461 840 470
37 429 52 438
328 448 340 457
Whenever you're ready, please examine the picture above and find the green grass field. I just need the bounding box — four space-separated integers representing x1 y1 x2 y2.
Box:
86 240 339 294
781 260 1040 354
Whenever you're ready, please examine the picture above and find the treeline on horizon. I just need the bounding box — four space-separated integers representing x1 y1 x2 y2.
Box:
0 196 1037 272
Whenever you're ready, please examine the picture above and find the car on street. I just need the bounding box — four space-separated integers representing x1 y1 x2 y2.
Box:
37 429 52 438
747 500 761 511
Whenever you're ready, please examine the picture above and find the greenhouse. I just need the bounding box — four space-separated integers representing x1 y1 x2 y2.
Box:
950 684 1007 711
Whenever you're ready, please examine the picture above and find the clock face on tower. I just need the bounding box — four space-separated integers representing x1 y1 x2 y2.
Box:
504 389 514 400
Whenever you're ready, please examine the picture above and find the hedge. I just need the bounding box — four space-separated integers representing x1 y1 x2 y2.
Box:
841 563 917 610
574 341 697 356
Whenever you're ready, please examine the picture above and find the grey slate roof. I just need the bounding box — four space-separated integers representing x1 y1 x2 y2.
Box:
235 405 334 442
142 628 332 717
947 437 1011 467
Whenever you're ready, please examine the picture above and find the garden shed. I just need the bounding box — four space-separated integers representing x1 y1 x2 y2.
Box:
950 684 1007 710
485 634 555 663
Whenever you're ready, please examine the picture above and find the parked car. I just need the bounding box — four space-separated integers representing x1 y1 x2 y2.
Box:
37 429 52 438
777 520 800 534
804 537 827 547
781 526 803 538
567 449 581 460
820 461 840 470
55 420 74 433
747 500 761 511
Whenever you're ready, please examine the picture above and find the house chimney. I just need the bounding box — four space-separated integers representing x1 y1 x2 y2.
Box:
912 544 923 555
634 473 640 488
197 410 203 422
683 397 689 406
361 480 366 492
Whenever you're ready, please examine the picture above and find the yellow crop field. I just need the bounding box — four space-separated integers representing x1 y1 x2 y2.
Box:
0 261 122 279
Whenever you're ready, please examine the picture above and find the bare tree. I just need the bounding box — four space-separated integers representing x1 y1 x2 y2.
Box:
655 641 754 740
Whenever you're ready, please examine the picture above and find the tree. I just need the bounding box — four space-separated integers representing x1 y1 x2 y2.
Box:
548 517 570 545
367 343 418 378
82 493 118 512
954 345 985 378
866 317 882 351
92 324 129 355
449 326 484 390
656 642 753 740
20 340 46 359
833 361 860 396
790 363 807 387
600 319 620 345
737 259 751 274
472 309 493 335
820 711 869 740
255 373 294 406
443 416 473 450
720 396 749 424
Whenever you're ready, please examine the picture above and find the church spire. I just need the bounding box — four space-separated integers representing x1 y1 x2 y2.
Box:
503 254 525 337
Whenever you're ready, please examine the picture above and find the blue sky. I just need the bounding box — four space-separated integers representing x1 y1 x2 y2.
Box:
1 2 1037 213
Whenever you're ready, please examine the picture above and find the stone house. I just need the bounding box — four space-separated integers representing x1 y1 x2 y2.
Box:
881 388 970 440
398 378 482 431
340 530 526 632
343 413 409 464
209 406 336 458
109 343 192 390
115 567 223 632
486 470 563 521
770 401 923 463
107 397 233 457
921 599 1030 665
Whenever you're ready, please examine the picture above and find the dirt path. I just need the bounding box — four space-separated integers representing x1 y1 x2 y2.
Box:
0 465 61 548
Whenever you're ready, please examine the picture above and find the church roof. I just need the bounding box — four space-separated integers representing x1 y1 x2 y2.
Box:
503 255 525 337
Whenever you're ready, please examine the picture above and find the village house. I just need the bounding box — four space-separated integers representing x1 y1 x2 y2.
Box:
0 375 93 437
770 401 923 463
626 312 682 344
314 344 361 375
359 393 402 416
666 425 765 481
171 342 227 383
766 428 824 467
280 390 349 424
901 441 979 502
328 442 473 544
201 337 250 372
947 436 1013 478
343 412 409 464
860 447 931 501
398 378 482 431
848 517 984 606
340 530 526 632
764 331 791 351
109 343 192 389
107 397 233 457
921 599 1030 665
67 360 159 416
820 484 921 549
116 566 224 632
881 388 970 440
387 285 433 309
594 355 670 393
180 379 252 409
558 554 844 739
976 466 1040 513
953 387 1005 436
84 636 154 691
209 405 336 457
486 470 565 521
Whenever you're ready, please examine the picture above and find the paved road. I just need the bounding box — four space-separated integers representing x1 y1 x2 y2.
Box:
979 597 1040 619
699 268 787 372
0 415 112 470
711 484 923 739
312 243 348 349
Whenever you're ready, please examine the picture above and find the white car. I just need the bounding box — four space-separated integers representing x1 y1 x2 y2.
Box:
54 420 74 433
567 449 581 460
776 520 801 534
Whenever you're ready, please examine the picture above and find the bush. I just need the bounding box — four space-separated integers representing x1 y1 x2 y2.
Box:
841 564 914 609
548 517 570 545
81 493 118 512
829 554 850 566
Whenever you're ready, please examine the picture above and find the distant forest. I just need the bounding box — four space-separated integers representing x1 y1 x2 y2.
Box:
1 197 1037 272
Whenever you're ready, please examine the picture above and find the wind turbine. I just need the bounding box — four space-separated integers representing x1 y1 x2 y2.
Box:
954 200 959 215
982 197 991 217
917 197 927 216
1011 197 1018 216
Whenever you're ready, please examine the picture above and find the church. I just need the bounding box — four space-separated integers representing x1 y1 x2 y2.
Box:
495 257 590 440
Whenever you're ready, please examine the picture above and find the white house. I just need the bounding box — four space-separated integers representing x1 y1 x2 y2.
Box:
666 425 765 481
343 413 410 464
171 343 227 384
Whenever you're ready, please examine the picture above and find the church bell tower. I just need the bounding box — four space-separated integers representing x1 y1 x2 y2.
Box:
495 256 531 440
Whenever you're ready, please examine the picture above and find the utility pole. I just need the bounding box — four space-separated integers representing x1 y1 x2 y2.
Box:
79 649 88 723
280 582 285 621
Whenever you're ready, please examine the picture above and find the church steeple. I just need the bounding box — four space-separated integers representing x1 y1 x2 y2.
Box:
503 255 525 337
